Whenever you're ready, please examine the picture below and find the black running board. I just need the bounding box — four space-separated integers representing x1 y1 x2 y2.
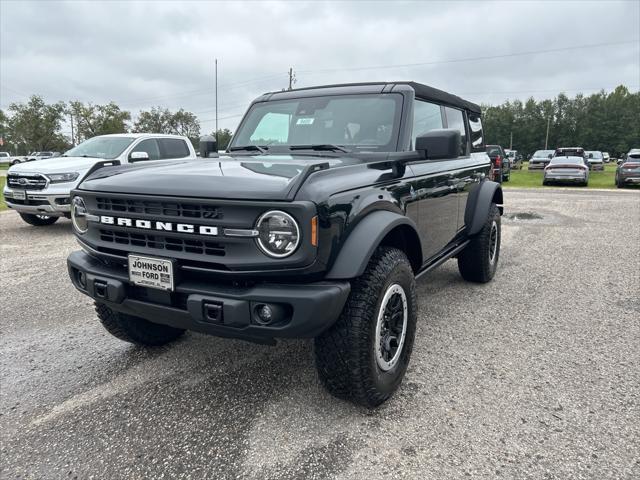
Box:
415 240 470 280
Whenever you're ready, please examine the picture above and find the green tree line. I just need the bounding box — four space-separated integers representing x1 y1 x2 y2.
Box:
483 85 639 157
0 95 233 155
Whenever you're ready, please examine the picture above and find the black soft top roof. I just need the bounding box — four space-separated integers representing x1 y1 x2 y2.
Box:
405 82 481 114
262 81 482 114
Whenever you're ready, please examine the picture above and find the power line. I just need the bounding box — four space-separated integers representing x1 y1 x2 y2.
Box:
297 39 639 74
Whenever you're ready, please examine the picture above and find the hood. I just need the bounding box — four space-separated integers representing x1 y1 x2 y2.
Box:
8 156 99 175
78 154 352 201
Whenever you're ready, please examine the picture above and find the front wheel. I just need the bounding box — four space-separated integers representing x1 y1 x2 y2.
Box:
458 203 501 283
314 247 417 407
18 213 59 226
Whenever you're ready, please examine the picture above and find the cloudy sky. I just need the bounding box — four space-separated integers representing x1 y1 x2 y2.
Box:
1 0 639 134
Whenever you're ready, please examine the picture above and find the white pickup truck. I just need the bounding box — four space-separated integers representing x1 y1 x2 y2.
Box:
3 133 197 226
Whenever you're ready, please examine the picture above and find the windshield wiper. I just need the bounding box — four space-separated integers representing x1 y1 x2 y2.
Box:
229 145 268 154
289 144 350 153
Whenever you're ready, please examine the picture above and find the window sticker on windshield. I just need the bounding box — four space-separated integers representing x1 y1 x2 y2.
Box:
296 118 314 125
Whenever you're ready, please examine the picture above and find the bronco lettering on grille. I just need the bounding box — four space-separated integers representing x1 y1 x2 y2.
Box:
98 215 218 236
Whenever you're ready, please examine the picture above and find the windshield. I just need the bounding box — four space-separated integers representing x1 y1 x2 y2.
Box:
550 156 584 165
486 146 502 155
587 151 603 159
65 136 135 159
533 150 553 158
230 94 403 153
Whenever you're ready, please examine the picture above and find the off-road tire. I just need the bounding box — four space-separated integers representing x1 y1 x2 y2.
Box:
18 213 59 226
314 247 417 407
95 302 185 346
458 203 501 283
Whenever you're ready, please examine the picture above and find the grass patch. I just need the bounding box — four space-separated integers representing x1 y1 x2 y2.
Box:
0 176 6 211
505 162 620 189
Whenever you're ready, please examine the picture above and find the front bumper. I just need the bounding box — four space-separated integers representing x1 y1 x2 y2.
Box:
67 250 351 344
3 188 70 215
589 163 605 171
528 162 547 170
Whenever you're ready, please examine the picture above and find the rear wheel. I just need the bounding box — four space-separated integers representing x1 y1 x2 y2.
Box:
314 247 417 407
18 213 59 226
95 302 185 346
458 203 501 283
616 175 625 188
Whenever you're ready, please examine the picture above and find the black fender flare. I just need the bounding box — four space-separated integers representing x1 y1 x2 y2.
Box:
325 210 421 280
465 180 503 236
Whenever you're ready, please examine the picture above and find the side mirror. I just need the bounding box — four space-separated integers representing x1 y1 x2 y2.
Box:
415 129 460 160
548 154 553 159
129 151 149 162
588 153 593 159
199 135 218 158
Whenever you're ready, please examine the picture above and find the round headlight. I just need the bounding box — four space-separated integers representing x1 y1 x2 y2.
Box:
71 196 89 234
256 210 300 258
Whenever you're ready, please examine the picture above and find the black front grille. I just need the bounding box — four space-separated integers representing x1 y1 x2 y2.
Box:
7 174 47 190
5 198 49 206
96 197 222 219
99 229 226 256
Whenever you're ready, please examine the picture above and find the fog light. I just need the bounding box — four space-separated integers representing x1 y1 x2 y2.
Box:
77 271 86 289
255 304 273 325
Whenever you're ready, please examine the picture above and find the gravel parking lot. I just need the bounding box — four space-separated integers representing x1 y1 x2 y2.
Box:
1 189 639 480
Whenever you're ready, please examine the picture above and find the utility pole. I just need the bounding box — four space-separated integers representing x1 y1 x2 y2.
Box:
510 131 513 150
288 67 296 90
70 112 75 146
215 58 218 146
544 116 551 150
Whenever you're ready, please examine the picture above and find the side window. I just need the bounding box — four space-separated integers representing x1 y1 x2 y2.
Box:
131 139 160 160
468 113 484 151
444 107 468 156
158 138 191 159
412 100 443 148
250 112 291 145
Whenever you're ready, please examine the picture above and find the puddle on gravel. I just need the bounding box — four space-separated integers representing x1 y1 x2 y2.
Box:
505 212 543 221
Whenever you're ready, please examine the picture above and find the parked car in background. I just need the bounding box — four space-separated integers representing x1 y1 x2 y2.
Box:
25 151 59 162
0 151 22 165
544 155 589 186
616 148 640 188
603 152 611 163
486 144 507 182
554 147 588 168
505 149 523 170
3 134 197 227
586 151 605 171
528 149 554 170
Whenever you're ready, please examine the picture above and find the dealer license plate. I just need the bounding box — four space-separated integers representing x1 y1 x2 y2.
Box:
128 255 174 291
13 190 26 200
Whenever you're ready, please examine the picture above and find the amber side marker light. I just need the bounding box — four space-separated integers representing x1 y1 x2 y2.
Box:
311 216 318 247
